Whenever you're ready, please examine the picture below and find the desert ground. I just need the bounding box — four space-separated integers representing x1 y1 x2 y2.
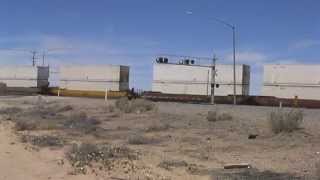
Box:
0 95 319 180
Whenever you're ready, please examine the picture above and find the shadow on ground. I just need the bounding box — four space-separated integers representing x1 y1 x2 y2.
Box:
210 168 306 180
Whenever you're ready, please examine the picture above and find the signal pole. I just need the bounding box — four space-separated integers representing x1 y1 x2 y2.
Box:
211 55 217 105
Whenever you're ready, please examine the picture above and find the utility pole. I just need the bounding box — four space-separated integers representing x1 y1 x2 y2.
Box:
211 55 217 105
31 51 37 67
42 51 46 66
232 26 237 105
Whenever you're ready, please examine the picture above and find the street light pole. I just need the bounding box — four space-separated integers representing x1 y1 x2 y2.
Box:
211 18 237 105
232 26 237 105
186 11 237 105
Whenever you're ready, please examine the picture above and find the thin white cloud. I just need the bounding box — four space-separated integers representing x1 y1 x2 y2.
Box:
225 51 268 65
290 39 320 50
273 59 299 64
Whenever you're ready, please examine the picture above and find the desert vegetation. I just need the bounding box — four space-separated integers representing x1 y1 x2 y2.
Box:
0 96 317 179
206 110 233 122
269 109 304 134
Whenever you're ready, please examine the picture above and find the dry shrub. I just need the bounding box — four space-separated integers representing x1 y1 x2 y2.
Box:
316 161 320 179
115 97 130 112
269 109 303 134
115 98 155 113
105 105 116 113
218 113 233 121
145 123 170 132
15 120 37 131
69 111 88 121
57 105 73 112
130 99 155 113
0 107 23 115
207 111 217 122
21 135 65 147
64 112 101 134
67 143 100 168
158 160 188 170
207 111 233 122
128 134 156 145
66 143 138 174
13 112 63 131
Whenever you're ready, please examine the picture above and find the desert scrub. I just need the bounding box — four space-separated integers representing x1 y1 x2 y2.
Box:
0 107 22 115
115 98 156 113
15 120 38 131
21 135 65 147
115 97 130 112
128 134 158 145
269 109 303 134
64 112 101 134
130 99 155 113
158 159 188 170
207 110 233 122
145 122 170 132
66 143 138 174
315 161 320 179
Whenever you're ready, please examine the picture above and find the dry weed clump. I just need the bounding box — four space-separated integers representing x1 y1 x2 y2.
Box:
315 161 320 179
57 105 73 112
115 97 130 112
130 99 155 113
15 120 38 131
145 123 170 132
0 107 23 115
64 112 101 134
128 134 157 145
104 105 116 113
66 143 138 174
115 98 156 113
207 110 233 122
269 109 303 134
21 135 65 147
158 160 188 170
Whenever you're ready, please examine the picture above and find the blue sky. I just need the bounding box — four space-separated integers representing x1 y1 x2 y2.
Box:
0 0 319 94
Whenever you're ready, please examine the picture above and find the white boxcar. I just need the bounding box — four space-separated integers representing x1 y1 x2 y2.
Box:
152 63 250 96
262 64 320 100
0 66 49 88
60 65 129 91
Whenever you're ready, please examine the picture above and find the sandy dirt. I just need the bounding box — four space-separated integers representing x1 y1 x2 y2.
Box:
0 95 319 179
0 121 95 180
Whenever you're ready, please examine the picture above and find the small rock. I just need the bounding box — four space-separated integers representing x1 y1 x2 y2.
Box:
248 134 258 139
74 161 80 167
57 159 64 166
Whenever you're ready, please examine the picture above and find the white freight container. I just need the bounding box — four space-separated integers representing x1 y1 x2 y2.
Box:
262 85 320 100
262 64 320 100
152 63 250 96
60 65 129 91
264 64 320 84
0 66 49 88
